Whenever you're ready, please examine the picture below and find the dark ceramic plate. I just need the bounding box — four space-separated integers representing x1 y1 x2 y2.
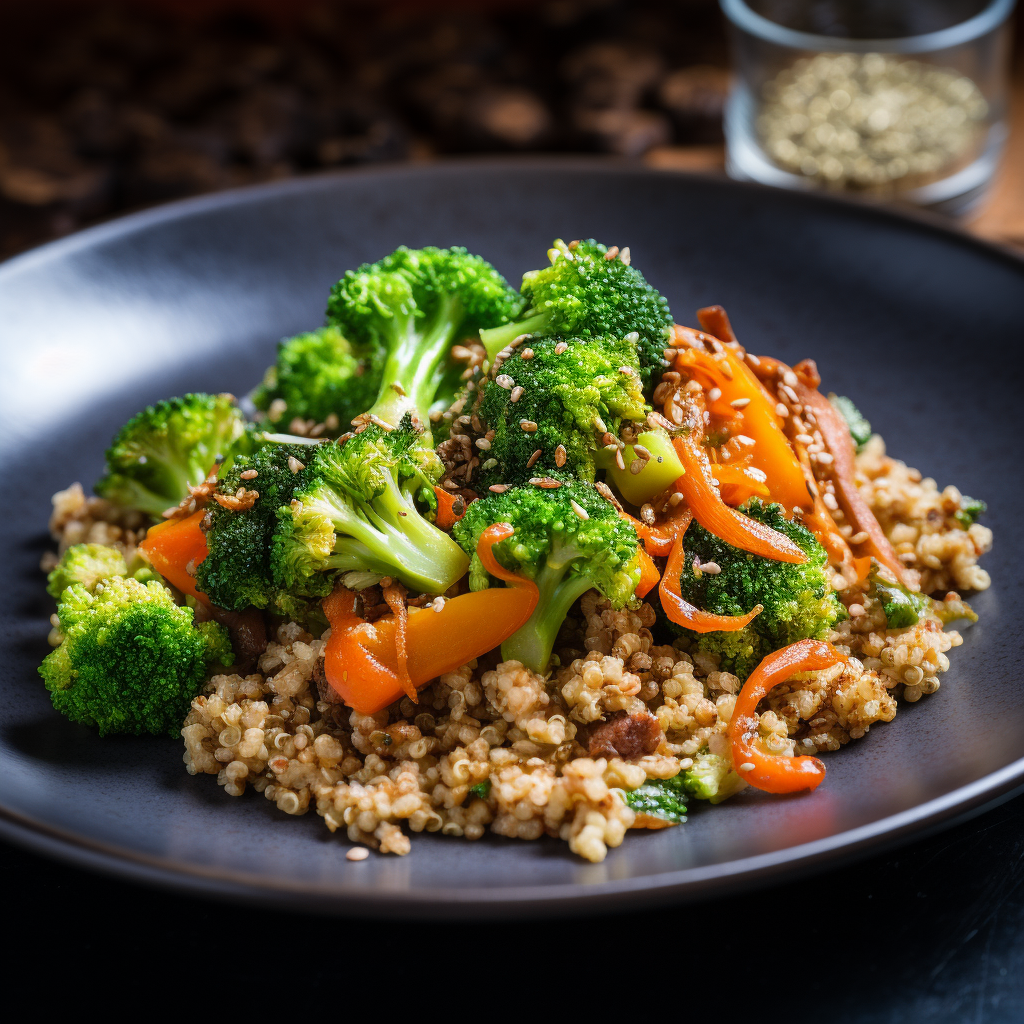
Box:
1 160 1022 916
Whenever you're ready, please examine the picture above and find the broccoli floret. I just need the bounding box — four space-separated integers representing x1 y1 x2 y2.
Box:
252 325 382 432
273 421 469 597
95 393 253 518
681 751 747 803
453 481 640 671
478 239 674 391
828 394 872 453
38 576 232 736
625 752 746 820
327 246 521 435
625 774 689 824
954 496 987 529
676 499 842 680
46 544 128 598
871 571 932 629
195 440 317 611
478 335 648 485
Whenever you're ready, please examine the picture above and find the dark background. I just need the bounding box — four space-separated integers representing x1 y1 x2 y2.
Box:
1 2 1022 1015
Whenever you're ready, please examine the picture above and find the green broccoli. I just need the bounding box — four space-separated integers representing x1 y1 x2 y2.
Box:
273 420 469 597
95 393 253 518
478 334 648 485
954 496 987 529
195 439 317 611
39 576 233 736
252 325 382 432
675 499 842 680
625 775 688 825
828 394 872 452
478 239 674 391
327 246 522 435
453 481 640 672
625 751 746 820
871 571 933 629
46 544 128 598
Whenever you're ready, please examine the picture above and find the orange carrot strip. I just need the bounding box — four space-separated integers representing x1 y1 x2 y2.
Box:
138 510 211 605
729 638 847 794
672 433 807 564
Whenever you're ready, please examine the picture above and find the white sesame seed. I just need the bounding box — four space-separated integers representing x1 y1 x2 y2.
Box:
708 387 722 402
847 603 865 617
776 403 789 417
624 331 640 343
346 847 369 861
489 484 508 493
619 246 631 266
795 433 814 445
633 444 651 460
730 397 751 409
520 419 538 432
739 762 756 772
850 531 869 545
816 452 834 464
570 499 589 520
701 561 722 574
495 374 514 389
287 456 305 474
735 434 755 446
240 468 258 480
783 370 798 387
629 458 645 475
510 386 524 403
593 415 608 433
822 492 839 510
746 467 767 482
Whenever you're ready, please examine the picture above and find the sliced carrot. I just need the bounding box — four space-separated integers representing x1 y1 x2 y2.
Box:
138 510 211 605
729 638 847 794
433 485 468 531
635 548 661 599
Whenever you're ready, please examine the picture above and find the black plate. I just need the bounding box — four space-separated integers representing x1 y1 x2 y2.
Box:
1 159 1022 916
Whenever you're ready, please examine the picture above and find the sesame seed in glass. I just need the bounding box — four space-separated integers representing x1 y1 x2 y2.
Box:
720 0 1016 214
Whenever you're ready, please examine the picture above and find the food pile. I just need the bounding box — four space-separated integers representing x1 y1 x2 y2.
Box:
41 240 991 861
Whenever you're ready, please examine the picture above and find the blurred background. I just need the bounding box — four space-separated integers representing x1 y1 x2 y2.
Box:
0 0 1020 262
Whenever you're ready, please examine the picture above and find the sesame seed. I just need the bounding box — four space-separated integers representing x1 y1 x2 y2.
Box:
240 469 258 480
832 574 848 590
554 444 567 468
795 433 814 445
792 505 804 515
510 386 524 403
287 456 305 474
640 503 656 525
747 467 767 482
776 403 789 417
633 444 651 460
624 331 640 344
522 348 534 360
847 603 865 617
495 374 514 389
668 491 685 507
346 847 370 861
554 341 568 355
512 335 531 346
614 448 625 471
701 561 722 574
746 354 761 368
735 434 755 446
629 458 645 475
593 415 608 434
739 762 756 772
488 484 508 493
529 477 562 489
570 499 589 519
730 397 751 409
619 246 631 266
526 449 542 469
475 438 491 450
783 370 799 387
603 245 620 261
431 596 446 613
850 531 869 545
708 387 722 402
520 419 538 432
823 492 839 510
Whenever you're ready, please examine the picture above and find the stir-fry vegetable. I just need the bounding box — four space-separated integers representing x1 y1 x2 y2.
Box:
322 524 539 714
729 638 847 794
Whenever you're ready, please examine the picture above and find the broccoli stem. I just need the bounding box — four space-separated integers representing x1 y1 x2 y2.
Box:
369 293 465 434
478 311 551 363
321 475 469 594
500 563 593 672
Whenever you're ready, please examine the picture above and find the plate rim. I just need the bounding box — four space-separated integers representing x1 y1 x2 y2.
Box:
2 156 1022 915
